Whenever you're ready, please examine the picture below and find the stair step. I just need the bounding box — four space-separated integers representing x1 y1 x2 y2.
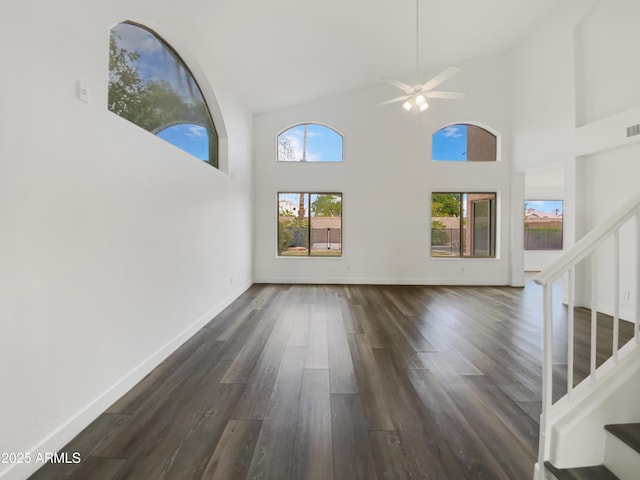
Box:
604 423 640 479
545 461 619 480
604 423 640 455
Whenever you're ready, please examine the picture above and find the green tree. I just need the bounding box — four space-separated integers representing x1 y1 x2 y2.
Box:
311 194 341 217
108 31 208 133
278 221 292 254
432 194 460 217
282 216 308 250
108 31 147 124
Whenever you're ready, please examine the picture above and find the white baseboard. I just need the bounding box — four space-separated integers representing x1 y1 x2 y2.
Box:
0 281 252 480
596 301 636 324
253 276 511 286
566 296 635 324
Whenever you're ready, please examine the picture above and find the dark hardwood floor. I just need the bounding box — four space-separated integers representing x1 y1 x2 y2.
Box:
29 278 634 480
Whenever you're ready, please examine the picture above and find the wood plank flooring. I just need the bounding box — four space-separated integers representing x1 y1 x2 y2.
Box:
28 278 634 480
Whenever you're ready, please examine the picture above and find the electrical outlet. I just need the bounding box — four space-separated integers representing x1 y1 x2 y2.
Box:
622 290 631 299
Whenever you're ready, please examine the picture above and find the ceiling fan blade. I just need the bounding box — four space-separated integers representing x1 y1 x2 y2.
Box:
425 90 466 100
421 66 461 91
378 95 410 106
384 77 413 93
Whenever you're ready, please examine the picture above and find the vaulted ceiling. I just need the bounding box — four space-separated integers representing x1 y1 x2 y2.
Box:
193 0 562 113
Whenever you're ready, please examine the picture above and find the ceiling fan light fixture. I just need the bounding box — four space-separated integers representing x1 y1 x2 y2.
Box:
400 94 430 113
381 0 464 113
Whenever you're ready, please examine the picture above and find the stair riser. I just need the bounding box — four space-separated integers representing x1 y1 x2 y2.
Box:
604 431 640 479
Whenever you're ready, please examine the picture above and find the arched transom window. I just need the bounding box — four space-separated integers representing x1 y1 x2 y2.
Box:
432 124 497 162
277 123 343 162
108 22 218 167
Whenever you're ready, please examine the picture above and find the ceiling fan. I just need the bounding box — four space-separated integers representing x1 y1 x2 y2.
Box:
381 0 465 113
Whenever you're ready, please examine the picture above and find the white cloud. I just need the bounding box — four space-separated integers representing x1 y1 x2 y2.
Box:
186 125 206 138
443 126 463 138
139 36 163 54
114 23 163 54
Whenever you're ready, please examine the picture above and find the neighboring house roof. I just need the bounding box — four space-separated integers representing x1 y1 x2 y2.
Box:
526 209 562 223
278 200 299 214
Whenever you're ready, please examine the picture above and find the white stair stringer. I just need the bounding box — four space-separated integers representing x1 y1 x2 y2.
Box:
547 340 640 468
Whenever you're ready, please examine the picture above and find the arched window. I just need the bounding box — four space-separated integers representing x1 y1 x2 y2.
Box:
277 123 343 162
108 22 218 167
432 124 497 162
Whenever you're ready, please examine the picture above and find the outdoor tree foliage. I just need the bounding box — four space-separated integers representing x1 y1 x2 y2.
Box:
312 194 341 217
108 30 211 135
278 221 293 254
278 135 296 161
432 193 460 217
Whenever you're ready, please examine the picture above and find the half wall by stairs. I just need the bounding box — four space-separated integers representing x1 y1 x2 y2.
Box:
533 191 640 479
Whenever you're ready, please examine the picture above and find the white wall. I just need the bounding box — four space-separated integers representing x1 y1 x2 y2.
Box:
575 0 640 318
577 0 640 126
0 1 253 479
513 0 640 282
511 0 597 275
582 145 640 321
254 53 520 285
511 4 580 174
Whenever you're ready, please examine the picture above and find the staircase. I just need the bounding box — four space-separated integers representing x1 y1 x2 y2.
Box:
533 191 640 480
545 423 640 479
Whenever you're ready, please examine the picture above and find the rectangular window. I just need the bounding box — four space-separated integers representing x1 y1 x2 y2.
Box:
278 193 342 257
431 193 496 258
524 200 563 250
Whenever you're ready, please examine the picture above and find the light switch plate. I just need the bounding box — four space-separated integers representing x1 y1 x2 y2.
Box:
77 80 89 102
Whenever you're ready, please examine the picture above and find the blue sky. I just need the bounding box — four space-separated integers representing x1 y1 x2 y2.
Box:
278 124 343 162
432 125 467 161
156 124 209 160
526 200 563 215
112 23 198 102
